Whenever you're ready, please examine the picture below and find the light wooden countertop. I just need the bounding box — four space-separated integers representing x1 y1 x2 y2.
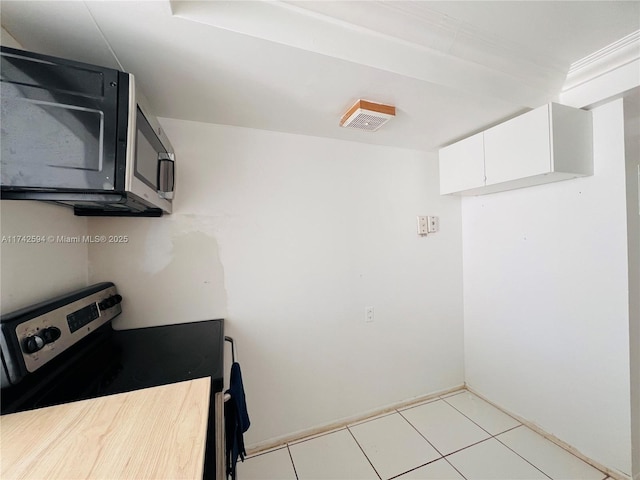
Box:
1 377 211 480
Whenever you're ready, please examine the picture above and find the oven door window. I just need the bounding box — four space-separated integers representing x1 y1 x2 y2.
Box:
135 107 166 191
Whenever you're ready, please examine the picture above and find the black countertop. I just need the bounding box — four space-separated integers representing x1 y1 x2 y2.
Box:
106 318 225 396
1 318 225 479
1 318 225 414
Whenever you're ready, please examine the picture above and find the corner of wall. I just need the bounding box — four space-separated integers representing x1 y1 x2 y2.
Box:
560 31 640 109
0 202 90 313
1 26 22 49
623 90 640 480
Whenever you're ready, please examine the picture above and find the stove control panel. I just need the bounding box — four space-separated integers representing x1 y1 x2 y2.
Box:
1 284 123 385
67 303 100 333
22 327 61 353
98 295 123 311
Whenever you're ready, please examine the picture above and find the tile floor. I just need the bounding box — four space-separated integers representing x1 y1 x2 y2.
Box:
237 389 611 480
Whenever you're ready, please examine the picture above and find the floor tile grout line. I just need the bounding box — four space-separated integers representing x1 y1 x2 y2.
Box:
443 455 469 480
286 426 347 447
247 390 467 456
442 436 495 458
443 390 524 425
438 390 468 400
441 396 512 438
345 426 383 480
347 410 398 428
445 393 609 478
397 401 501 459
396 408 446 458
443 395 607 480
435 424 521 459
398 401 517 459
496 429 609 479
283 404 476 480
397 393 509 480
385 454 472 480
398 399 554 475
491 434 555 480
259 387 606 480
245 445 289 460
252 428 599 480
448 388 607 480
438 396 554 471
493 432 606 480
386 457 446 480
397 395 449 414
491 423 523 437
351 409 463 480
286 444 299 480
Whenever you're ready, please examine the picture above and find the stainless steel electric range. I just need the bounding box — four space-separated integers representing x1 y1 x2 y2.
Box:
0 282 225 479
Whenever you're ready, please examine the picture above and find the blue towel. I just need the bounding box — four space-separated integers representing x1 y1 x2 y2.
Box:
225 362 250 480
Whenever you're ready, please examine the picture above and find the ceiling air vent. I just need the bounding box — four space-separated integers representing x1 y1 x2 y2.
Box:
340 99 395 132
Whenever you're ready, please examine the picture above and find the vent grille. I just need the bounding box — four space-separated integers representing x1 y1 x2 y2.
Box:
347 112 389 131
340 100 395 132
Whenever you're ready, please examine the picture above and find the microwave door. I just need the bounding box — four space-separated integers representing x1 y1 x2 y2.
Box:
0 51 119 192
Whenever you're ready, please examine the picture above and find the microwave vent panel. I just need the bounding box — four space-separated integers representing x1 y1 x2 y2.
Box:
340 100 396 131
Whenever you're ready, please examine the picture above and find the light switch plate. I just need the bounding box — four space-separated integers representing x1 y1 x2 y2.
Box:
427 216 439 233
417 216 429 236
365 307 374 323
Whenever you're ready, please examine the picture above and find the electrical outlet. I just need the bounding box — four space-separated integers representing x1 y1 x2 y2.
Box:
417 216 429 236
427 216 439 233
365 307 374 323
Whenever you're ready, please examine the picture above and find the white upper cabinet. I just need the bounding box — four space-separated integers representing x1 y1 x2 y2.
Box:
439 103 593 196
484 106 551 186
439 132 485 195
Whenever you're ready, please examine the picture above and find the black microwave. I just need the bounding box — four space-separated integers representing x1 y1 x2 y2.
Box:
0 47 175 216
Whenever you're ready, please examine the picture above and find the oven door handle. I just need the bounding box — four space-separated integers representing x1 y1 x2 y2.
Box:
224 336 236 363
215 391 225 480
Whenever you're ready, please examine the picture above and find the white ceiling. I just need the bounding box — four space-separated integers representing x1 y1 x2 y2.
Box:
1 1 638 151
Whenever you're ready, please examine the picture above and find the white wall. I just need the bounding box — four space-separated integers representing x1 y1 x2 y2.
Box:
623 92 640 480
1 25 21 49
87 215 228 329
0 27 90 314
88 119 465 447
0 202 89 313
462 99 632 476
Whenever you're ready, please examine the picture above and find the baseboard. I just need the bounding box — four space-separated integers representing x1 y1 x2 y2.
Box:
465 384 632 480
247 383 631 480
245 383 465 456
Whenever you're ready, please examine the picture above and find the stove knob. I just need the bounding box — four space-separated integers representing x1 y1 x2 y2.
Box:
42 327 61 344
23 334 45 354
99 295 123 310
99 297 114 310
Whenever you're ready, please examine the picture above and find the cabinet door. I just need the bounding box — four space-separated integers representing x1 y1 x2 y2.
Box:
484 105 551 186
439 132 485 194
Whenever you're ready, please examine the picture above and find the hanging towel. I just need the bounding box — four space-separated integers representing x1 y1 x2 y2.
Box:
225 362 250 480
